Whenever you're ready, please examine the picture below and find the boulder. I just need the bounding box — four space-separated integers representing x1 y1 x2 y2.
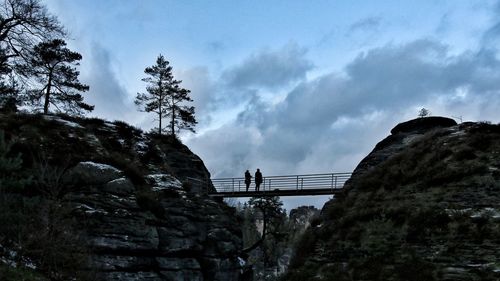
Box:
69 161 123 185
104 177 135 195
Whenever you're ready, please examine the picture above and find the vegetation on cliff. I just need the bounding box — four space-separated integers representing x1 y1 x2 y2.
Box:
285 118 500 281
0 112 240 281
235 199 319 280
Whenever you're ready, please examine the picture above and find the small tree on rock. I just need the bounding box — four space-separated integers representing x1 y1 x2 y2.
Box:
135 54 196 137
243 196 286 254
26 39 92 115
418 108 430 118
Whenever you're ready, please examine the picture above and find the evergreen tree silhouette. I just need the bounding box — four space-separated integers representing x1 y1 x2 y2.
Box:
26 39 91 115
135 54 196 136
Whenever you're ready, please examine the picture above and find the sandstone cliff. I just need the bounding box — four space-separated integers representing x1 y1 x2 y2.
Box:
285 117 500 281
0 113 243 281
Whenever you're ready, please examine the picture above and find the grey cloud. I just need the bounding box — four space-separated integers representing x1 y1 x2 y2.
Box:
348 16 382 33
436 13 450 35
222 43 313 90
82 43 135 122
190 39 500 190
206 41 226 53
481 1 500 47
188 123 260 178
176 67 217 127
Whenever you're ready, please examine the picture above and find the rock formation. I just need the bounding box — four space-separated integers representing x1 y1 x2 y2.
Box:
0 113 243 281
285 117 500 280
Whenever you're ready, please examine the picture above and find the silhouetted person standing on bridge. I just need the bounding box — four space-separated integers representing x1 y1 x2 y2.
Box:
244 170 252 191
255 169 263 191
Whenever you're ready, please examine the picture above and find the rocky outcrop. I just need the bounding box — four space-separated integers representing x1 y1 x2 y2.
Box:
65 161 241 281
390 116 457 135
289 206 319 230
0 113 242 281
285 117 500 280
348 116 457 182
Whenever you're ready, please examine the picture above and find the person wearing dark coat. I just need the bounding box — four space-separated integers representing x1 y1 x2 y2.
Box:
255 169 263 191
244 170 252 191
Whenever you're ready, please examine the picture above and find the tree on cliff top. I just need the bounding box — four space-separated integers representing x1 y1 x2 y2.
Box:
24 39 91 115
0 0 65 109
135 54 197 137
0 0 64 61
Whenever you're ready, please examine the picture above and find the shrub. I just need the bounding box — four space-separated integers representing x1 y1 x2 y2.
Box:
467 134 493 152
288 229 316 269
113 120 143 140
454 146 476 161
396 255 436 281
160 188 181 199
136 190 165 218
351 257 387 280
148 132 184 149
281 267 320 281
141 141 163 165
96 152 146 186
359 218 403 259
322 200 346 221
0 263 49 281
309 215 321 227
182 181 193 192
0 196 91 280
82 117 105 126
0 130 31 193
406 208 450 242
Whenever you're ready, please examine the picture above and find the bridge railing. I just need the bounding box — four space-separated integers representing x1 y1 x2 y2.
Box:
210 172 351 194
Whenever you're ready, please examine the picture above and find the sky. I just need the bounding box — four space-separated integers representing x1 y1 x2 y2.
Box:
44 0 500 210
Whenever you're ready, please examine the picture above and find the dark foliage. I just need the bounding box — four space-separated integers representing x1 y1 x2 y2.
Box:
0 0 65 110
113 120 143 140
286 120 500 280
288 229 315 269
136 189 166 218
0 132 91 280
97 152 146 186
23 39 91 115
135 54 197 136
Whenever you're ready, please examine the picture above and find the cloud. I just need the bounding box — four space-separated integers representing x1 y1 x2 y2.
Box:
206 41 226 53
348 17 382 33
481 1 500 47
189 39 500 185
176 67 217 127
222 43 313 90
81 43 135 122
188 123 263 178
176 43 315 133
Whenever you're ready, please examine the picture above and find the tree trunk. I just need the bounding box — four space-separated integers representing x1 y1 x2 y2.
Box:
158 104 162 136
171 95 175 137
158 82 162 136
241 208 268 254
43 70 53 114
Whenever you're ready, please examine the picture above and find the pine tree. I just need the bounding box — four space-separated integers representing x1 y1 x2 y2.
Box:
26 39 92 115
244 196 285 253
418 108 430 118
135 54 196 137
0 0 65 109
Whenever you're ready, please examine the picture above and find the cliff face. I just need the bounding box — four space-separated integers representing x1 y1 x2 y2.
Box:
285 117 500 281
0 113 242 281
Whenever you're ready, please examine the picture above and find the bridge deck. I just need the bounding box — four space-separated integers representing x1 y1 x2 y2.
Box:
208 172 351 198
